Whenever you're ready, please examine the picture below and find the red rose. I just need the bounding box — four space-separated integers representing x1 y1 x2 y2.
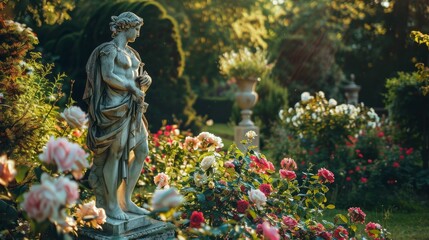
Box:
317 168 335 183
333 226 349 240
236 200 249 213
279 169 297 181
259 183 272 196
405 148 413 155
318 231 332 240
282 216 298 230
346 176 351 181
189 211 205 228
360 177 368 183
348 207 366 223
392 162 400 168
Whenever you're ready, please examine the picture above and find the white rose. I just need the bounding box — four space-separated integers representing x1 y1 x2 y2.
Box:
193 172 208 187
200 155 216 171
328 98 337 107
300 92 312 103
318 91 325 98
248 189 267 209
245 131 257 139
278 109 284 120
60 106 88 129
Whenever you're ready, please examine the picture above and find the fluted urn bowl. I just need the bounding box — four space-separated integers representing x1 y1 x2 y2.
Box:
235 77 259 126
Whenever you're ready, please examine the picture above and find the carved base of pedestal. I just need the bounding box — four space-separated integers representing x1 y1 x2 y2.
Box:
79 213 175 240
234 125 260 152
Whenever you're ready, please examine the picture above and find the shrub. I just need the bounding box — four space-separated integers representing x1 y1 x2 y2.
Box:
385 72 429 169
141 126 391 239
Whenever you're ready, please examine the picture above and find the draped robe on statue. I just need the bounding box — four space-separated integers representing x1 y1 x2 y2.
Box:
83 42 148 191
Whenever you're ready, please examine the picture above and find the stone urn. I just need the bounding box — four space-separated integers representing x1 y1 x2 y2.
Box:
235 76 259 126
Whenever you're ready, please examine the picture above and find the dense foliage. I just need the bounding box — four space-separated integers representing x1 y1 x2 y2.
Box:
140 125 391 239
385 72 429 169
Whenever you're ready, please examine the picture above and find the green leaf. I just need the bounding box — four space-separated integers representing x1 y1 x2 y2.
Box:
326 204 335 209
15 165 30 183
248 209 257 219
197 193 206 203
350 224 357 232
335 214 348 224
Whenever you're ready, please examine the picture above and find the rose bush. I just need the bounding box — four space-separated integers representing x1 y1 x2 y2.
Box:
143 126 391 239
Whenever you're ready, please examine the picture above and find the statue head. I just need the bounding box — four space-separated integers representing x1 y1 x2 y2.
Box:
109 12 144 38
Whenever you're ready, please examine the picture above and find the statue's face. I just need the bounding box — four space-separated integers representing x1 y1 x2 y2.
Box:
125 25 141 42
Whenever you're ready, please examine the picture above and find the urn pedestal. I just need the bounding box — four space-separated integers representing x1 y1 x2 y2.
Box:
234 77 260 151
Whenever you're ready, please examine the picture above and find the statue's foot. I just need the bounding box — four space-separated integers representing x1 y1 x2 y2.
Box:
123 200 150 215
106 205 129 220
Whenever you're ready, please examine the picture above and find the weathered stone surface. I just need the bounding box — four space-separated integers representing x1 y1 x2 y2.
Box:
79 213 175 240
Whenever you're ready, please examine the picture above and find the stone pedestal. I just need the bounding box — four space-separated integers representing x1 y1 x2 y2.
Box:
234 125 260 152
79 213 175 240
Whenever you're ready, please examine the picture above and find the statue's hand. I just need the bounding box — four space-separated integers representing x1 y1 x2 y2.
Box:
135 71 152 91
127 83 145 98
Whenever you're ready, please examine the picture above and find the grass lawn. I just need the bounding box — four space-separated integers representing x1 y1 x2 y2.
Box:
322 208 429 239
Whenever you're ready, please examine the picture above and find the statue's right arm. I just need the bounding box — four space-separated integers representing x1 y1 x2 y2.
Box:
99 47 141 96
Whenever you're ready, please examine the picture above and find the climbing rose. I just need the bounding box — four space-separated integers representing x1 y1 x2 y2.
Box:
60 106 88 129
0 155 16 186
200 155 216 171
152 187 184 211
236 200 249 213
348 207 366 224
248 189 267 209
333 226 349 240
261 222 280 240
282 216 298 230
154 172 170 189
75 200 106 229
21 173 66 223
189 211 205 228
279 169 297 180
317 168 335 183
365 222 382 238
259 183 272 196
55 176 79 205
245 130 257 139
39 137 89 179
280 158 297 170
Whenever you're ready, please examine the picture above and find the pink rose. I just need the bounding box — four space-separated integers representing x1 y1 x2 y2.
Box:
60 106 88 129
348 207 366 223
279 169 297 181
183 136 200 151
39 137 89 179
365 222 382 238
55 176 79 205
333 226 349 240
21 174 65 222
224 160 235 168
0 155 17 186
317 168 335 183
262 222 280 240
197 132 224 150
282 216 298 230
248 189 267 209
75 200 106 229
250 155 275 174
280 158 297 171
154 172 170 189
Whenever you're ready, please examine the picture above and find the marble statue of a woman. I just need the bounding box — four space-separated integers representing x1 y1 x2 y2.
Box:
83 12 152 220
